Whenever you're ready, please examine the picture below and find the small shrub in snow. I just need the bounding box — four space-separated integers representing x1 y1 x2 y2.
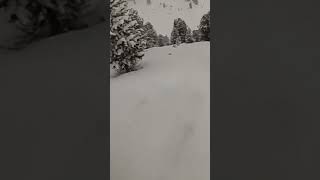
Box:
110 0 146 73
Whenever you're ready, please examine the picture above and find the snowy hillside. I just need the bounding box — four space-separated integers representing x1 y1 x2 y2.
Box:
111 42 210 180
128 0 210 36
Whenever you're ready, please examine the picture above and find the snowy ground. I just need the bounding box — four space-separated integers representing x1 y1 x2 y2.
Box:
111 42 210 180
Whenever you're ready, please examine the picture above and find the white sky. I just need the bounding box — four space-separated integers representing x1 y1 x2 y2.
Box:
128 0 210 36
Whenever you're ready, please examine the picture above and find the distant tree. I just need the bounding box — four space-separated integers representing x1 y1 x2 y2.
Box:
170 18 188 44
110 0 146 73
199 11 210 41
158 34 165 47
143 22 158 48
170 27 179 44
163 35 170 45
186 27 193 43
192 29 201 42
158 34 170 46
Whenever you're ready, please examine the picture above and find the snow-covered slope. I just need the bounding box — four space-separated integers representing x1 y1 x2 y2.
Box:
128 0 210 36
111 42 210 180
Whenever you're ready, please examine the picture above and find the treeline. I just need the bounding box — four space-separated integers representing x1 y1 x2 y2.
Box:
147 10 211 48
110 0 211 74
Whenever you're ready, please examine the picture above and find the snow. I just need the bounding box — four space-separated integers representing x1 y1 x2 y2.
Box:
111 42 210 180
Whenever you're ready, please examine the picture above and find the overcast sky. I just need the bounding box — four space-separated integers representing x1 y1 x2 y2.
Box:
128 0 210 36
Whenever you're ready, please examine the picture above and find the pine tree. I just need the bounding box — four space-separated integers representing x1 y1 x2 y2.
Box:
158 34 164 47
157 34 169 46
170 18 187 44
170 26 179 45
186 27 193 43
110 0 146 73
199 10 210 41
163 35 170 46
143 21 158 48
192 29 201 42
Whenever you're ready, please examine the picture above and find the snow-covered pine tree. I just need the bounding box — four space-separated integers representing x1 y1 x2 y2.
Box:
143 21 158 49
170 18 187 44
110 0 146 73
177 18 187 43
186 27 193 43
199 10 210 41
170 26 179 45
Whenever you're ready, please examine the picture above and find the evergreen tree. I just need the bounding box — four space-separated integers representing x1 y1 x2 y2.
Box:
129 8 144 27
199 10 210 41
157 34 169 46
143 21 158 48
192 29 201 42
158 34 165 47
163 35 170 46
110 0 146 73
170 18 188 44
186 27 193 43
170 27 179 45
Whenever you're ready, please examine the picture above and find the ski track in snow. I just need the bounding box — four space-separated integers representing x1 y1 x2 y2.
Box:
111 42 210 180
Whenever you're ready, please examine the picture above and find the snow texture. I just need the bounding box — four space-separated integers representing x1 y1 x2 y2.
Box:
111 42 210 180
